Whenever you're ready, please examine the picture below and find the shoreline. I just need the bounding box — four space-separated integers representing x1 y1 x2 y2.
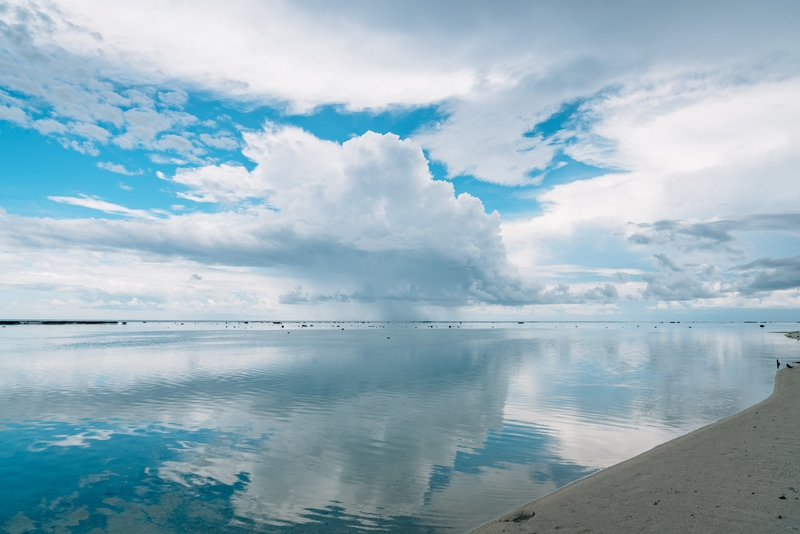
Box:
469 367 800 533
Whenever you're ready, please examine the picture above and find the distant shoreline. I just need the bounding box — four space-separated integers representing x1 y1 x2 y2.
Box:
1 320 798 326
469 367 800 533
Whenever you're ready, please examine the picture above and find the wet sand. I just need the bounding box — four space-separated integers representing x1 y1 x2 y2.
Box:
470 368 800 533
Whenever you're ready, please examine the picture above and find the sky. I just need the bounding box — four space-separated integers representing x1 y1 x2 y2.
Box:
1 0 799 321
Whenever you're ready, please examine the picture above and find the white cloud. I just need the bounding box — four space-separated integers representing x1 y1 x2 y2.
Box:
2 0 798 186
47 195 156 219
97 161 141 175
7 0 797 113
501 77 800 269
116 128 538 304
0 245 284 319
1 1 799 316
570 76 800 178
416 94 559 186
20 0 477 112
151 154 187 165
0 11 219 159
32 118 68 134
8 112 798 314
71 121 111 142
157 89 188 108
172 164 255 203
154 134 197 154
57 138 99 156
199 132 239 150
641 262 722 301
0 104 28 124
0 126 617 312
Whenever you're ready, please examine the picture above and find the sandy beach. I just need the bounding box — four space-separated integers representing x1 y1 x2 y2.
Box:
470 366 800 533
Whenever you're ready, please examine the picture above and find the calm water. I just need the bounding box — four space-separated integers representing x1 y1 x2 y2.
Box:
1 322 798 533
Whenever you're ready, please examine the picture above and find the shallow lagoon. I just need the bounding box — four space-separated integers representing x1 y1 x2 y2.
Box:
1 322 797 533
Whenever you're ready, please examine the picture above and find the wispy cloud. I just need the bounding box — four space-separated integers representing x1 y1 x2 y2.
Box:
97 162 142 176
47 195 157 219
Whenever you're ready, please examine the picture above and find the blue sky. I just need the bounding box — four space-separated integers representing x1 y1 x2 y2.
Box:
1 0 799 320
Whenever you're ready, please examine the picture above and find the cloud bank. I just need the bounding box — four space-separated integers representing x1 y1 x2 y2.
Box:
0 125 621 316
1 0 799 318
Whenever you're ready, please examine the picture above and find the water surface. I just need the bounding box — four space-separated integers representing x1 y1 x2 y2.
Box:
1 322 796 533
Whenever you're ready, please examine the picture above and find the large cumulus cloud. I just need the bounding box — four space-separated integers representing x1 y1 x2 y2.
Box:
0 125 617 311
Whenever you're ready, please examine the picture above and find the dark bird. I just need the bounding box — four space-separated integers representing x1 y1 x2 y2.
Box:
777 359 781 368
787 364 794 369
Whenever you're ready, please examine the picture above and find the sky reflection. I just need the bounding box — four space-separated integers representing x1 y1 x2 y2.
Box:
0 322 795 532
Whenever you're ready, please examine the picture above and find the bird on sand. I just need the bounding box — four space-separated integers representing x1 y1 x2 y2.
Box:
777 359 781 369
788 364 794 369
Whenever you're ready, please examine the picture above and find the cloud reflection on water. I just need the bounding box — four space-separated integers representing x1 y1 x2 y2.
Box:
0 323 790 532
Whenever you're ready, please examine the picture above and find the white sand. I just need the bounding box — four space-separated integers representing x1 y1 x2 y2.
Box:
470 368 800 533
